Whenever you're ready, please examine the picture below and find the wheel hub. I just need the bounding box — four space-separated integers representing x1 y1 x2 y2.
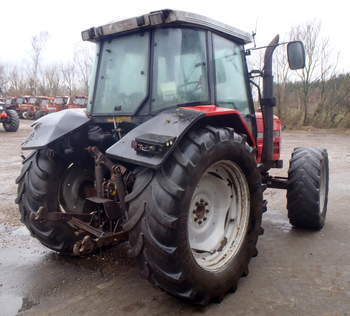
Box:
192 199 209 225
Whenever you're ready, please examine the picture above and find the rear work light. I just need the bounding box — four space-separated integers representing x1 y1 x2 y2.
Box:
131 133 176 155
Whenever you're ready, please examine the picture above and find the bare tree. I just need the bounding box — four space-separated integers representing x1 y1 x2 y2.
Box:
0 63 9 96
290 21 330 125
74 45 94 95
28 31 49 95
274 44 291 120
60 62 76 96
42 64 62 96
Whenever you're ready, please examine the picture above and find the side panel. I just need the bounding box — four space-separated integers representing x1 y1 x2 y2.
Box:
22 109 91 150
105 108 204 168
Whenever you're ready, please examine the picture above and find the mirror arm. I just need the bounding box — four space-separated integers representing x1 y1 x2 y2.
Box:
245 41 291 55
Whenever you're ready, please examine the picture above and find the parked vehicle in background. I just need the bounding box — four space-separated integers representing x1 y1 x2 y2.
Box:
19 96 51 119
34 97 55 119
67 96 88 109
47 96 70 113
0 101 19 132
5 97 18 111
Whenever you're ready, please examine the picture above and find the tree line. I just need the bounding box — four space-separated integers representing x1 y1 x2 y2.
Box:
271 21 349 128
0 32 93 98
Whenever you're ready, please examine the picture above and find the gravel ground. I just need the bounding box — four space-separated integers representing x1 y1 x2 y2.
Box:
0 120 350 316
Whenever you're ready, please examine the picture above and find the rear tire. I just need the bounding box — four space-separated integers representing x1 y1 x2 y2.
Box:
3 109 20 132
287 147 329 230
16 150 81 254
34 110 45 120
127 126 263 304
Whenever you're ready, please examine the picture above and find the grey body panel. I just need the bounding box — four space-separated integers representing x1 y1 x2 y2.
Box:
22 109 90 150
82 9 252 44
106 108 204 168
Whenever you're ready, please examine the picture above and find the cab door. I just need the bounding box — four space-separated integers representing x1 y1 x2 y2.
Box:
212 33 256 134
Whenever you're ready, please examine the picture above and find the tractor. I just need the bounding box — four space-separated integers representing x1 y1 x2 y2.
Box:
16 10 329 304
4 97 18 111
66 96 88 109
47 96 70 113
0 101 19 132
34 97 55 119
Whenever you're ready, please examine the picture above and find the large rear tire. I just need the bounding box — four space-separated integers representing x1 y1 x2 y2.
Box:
3 109 20 132
127 126 263 304
287 147 329 230
16 150 88 254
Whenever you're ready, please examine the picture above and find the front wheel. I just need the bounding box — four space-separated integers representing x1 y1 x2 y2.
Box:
127 126 263 304
287 147 329 230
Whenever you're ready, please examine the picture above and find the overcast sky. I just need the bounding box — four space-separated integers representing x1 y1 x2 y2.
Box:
1 0 348 72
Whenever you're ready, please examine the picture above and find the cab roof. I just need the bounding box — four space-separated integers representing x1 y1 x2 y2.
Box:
82 9 252 44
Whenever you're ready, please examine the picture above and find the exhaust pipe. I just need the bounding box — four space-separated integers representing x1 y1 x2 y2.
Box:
261 35 279 171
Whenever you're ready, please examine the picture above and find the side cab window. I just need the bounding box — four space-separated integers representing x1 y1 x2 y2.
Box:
213 34 251 116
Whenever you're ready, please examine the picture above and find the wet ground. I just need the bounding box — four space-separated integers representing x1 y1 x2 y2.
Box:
0 120 350 316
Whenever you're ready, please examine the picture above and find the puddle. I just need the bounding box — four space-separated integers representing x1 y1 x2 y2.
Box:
0 294 23 316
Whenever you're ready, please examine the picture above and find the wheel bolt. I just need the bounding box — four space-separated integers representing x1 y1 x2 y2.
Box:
195 202 199 206
193 210 196 214
204 202 208 206
203 217 207 221
194 218 198 222
206 209 209 213
198 220 202 225
200 199 204 203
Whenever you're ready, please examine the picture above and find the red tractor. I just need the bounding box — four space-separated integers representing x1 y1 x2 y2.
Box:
0 101 19 132
18 96 50 120
66 96 88 109
17 10 329 304
46 96 70 113
34 97 55 119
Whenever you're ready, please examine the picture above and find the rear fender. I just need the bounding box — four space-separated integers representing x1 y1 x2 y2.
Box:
106 106 254 169
21 109 91 150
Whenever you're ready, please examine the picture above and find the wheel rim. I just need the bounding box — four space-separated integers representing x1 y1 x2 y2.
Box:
319 161 327 214
188 160 250 272
58 164 96 214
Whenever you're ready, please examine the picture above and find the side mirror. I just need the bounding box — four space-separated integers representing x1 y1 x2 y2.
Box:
287 41 305 70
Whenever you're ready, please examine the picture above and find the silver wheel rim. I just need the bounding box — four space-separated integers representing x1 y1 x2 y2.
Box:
188 160 250 272
319 161 327 214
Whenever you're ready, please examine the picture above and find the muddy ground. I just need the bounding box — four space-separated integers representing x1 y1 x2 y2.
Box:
0 120 349 316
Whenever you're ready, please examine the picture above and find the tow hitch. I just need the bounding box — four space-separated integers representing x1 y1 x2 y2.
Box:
32 206 128 255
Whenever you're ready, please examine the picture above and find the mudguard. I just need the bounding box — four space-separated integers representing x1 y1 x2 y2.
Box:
106 108 204 168
21 109 91 150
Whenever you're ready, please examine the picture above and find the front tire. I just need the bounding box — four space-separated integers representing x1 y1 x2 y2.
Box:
3 109 20 132
127 126 263 304
287 147 329 230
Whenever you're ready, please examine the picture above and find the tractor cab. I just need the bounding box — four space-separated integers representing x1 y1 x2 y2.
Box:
85 11 254 125
5 97 17 110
